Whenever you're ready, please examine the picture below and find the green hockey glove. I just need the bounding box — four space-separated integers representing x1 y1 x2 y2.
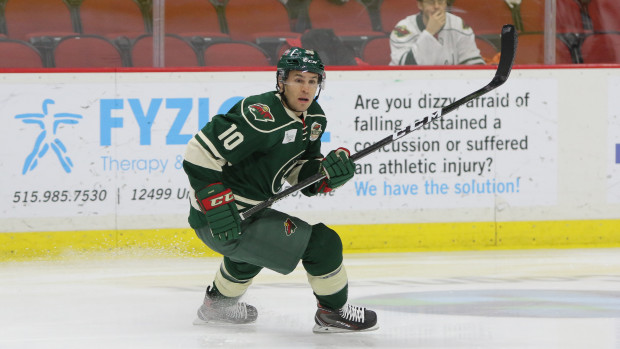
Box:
195 183 241 241
320 147 355 190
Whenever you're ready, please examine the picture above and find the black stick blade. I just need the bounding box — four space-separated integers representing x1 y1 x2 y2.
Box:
492 24 518 87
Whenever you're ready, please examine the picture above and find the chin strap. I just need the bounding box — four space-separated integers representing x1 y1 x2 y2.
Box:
314 87 322 101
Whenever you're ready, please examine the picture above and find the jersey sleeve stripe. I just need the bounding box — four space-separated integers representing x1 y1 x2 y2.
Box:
233 194 263 206
184 137 226 172
188 186 202 212
197 131 225 160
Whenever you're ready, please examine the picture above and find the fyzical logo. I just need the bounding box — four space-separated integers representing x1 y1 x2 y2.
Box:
15 99 83 174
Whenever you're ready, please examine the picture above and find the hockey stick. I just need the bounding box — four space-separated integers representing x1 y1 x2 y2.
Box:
240 24 517 220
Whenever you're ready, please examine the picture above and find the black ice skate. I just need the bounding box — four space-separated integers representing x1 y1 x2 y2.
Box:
193 286 257 325
313 303 378 333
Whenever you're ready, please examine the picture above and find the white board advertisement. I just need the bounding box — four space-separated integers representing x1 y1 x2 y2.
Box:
0 70 563 231
609 76 620 203
275 77 558 214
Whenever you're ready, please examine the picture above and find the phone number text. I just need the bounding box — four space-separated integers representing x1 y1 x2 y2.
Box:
13 190 108 203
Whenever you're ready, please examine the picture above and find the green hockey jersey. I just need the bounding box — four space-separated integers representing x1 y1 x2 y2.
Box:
183 91 328 229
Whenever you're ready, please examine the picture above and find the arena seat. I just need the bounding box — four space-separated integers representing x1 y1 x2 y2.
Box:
0 39 45 68
587 0 620 33
379 0 417 33
4 0 77 41
307 0 384 51
580 33 620 64
475 36 499 63
360 36 390 65
557 0 591 34
131 34 202 67
52 35 124 68
224 0 297 42
79 0 149 39
514 33 574 64
224 0 301 61
203 42 271 66
165 0 229 39
515 0 545 33
450 1 514 35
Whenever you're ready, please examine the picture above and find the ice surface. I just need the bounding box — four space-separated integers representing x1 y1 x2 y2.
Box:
1 248 619 349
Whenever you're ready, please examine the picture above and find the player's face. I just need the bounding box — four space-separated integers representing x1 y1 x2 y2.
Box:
418 0 447 20
279 71 320 112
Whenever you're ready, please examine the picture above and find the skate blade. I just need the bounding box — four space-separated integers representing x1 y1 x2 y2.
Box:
193 317 257 326
312 323 379 333
193 317 209 326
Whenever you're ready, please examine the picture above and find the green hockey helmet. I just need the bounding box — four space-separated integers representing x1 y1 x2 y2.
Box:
276 47 326 89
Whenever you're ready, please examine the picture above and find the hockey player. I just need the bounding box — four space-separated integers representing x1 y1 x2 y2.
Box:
389 0 485 65
182 47 378 333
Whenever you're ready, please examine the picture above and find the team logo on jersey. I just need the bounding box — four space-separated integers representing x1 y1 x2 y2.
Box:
393 25 410 37
284 218 297 236
309 122 322 141
248 103 275 122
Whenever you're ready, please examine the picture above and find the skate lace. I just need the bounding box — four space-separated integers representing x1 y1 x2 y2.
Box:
339 304 365 323
225 302 249 319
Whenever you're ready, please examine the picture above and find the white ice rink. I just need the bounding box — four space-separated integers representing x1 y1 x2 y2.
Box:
1 248 619 349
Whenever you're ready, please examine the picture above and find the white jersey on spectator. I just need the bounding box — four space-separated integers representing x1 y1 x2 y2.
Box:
389 12 484 66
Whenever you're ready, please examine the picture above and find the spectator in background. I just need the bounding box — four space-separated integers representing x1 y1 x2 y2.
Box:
389 0 484 65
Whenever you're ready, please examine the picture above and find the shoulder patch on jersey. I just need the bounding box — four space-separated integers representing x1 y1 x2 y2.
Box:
309 122 322 141
248 103 275 122
283 129 297 144
393 25 410 38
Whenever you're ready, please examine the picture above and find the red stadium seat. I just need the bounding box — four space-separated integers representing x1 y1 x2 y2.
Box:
165 0 229 40
379 0 418 33
4 0 77 41
517 0 545 33
225 0 297 42
557 0 590 34
203 42 271 66
224 0 301 61
307 0 384 49
0 39 45 68
131 34 201 67
514 33 574 64
450 1 514 35
580 33 620 64
79 0 149 39
587 0 620 33
53 35 124 68
475 36 499 63
361 36 390 65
